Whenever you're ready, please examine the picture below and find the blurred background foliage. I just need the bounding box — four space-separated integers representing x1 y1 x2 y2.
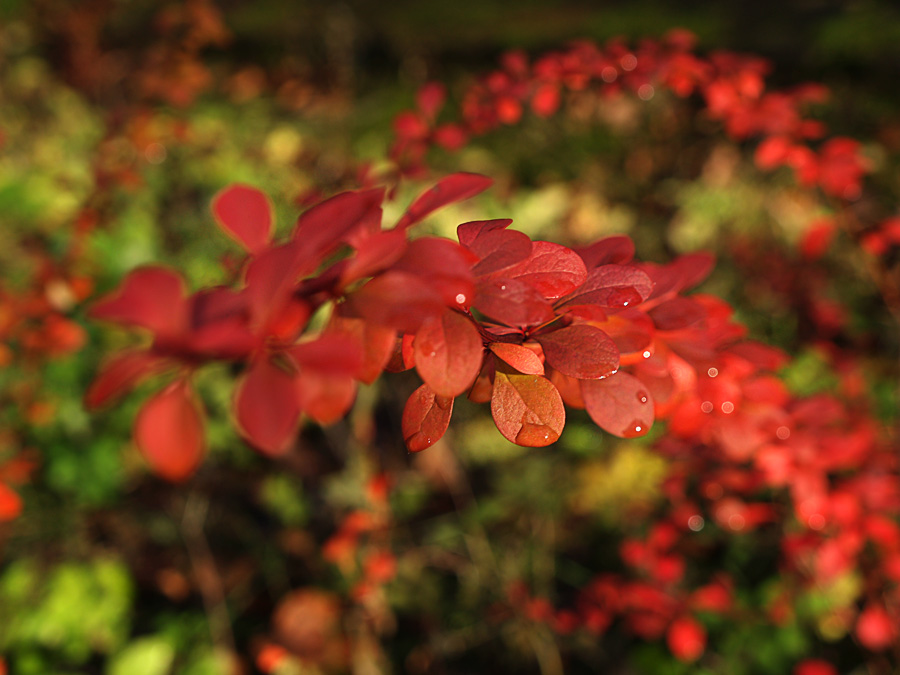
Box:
1 1 900 673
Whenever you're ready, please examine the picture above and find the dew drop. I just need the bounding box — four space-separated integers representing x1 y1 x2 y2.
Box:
707 367 718 378
500 284 507 291
636 390 649 404
721 401 734 414
621 54 638 71
700 401 714 414
622 419 647 438
607 287 642 309
776 425 790 440
516 423 557 445
642 350 651 359
687 515 705 532
455 293 467 305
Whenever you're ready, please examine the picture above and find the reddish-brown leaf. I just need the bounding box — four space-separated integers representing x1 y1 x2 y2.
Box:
85 350 171 409
244 242 313 333
211 184 272 254
491 371 565 446
395 173 493 231
581 371 654 438
474 277 555 327
402 384 454 452
489 342 544 375
648 297 708 330
457 218 513 247
90 266 188 337
414 308 484 397
558 265 653 310
641 252 715 299
234 358 301 456
501 241 588 299
535 325 619 379
134 380 205 482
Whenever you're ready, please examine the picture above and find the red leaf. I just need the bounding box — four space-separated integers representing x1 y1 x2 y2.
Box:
642 252 715 298
402 384 454 451
244 242 313 333
291 333 364 378
395 173 493 231
581 371 654 438
501 241 588 299
344 271 445 334
666 615 706 662
85 350 171 409
90 266 188 337
0 483 22 522
327 314 397 384
340 229 408 287
457 218 513 247
856 603 895 651
211 184 272 254
535 325 619 379
491 371 565 446
414 308 484 397
573 235 635 268
293 187 385 257
558 265 653 309
416 82 446 119
474 277 555 327
392 237 477 307
234 358 301 456
469 229 534 277
134 380 205 482
794 660 838 675
295 370 357 425
648 297 707 330
489 342 544 375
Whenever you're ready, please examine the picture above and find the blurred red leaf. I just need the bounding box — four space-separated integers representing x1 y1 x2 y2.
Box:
134 379 205 482
90 266 188 337
85 350 171 409
574 235 635 267
474 277 555 327
211 184 272 254
856 603 895 651
395 173 493 231
559 265 653 309
0 483 22 521
234 358 300 456
293 187 385 256
666 615 706 662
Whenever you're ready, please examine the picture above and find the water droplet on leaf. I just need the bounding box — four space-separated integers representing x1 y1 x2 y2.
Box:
622 419 647 438
607 287 642 308
636 390 648 404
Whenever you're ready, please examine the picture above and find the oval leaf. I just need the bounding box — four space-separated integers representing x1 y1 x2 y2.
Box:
501 241 588 299
211 184 272 254
235 358 300 456
414 308 484 397
489 342 544 375
558 265 653 310
490 371 565 446
134 380 205 482
581 371 654 438
474 277 555 328
85 350 171 409
535 324 619 379
402 384 454 452
90 266 188 337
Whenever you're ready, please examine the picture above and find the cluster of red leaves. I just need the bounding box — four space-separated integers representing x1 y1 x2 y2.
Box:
390 30 869 215
88 170 750 479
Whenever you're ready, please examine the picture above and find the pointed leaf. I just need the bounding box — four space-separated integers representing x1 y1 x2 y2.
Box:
574 235 635 268
491 371 565 446
211 184 272 254
535 325 619 379
489 342 544 375
90 266 188 337
395 173 493 231
134 380 205 482
85 350 171 409
457 218 513 247
234 358 300 456
414 308 484 397
581 371 654 438
402 384 454 452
